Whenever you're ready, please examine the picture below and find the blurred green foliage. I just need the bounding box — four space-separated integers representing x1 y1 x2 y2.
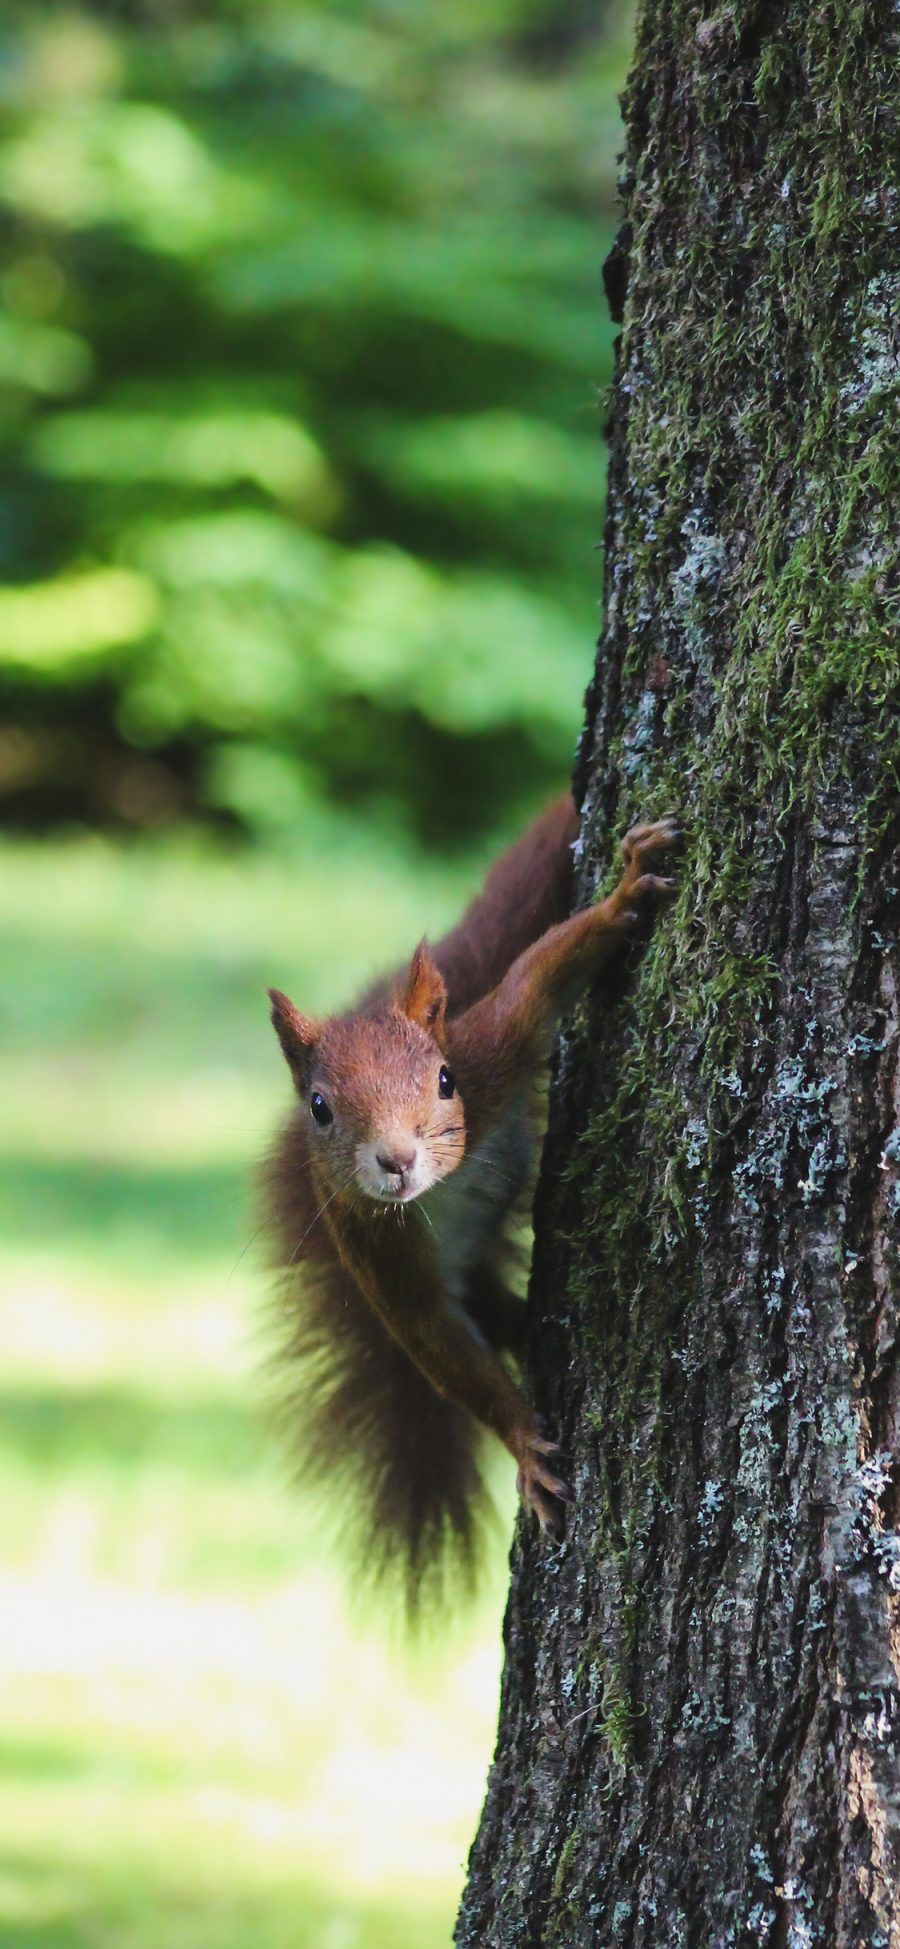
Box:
0 0 632 851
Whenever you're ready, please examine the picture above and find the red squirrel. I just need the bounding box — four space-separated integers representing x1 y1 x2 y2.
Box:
265 797 677 1609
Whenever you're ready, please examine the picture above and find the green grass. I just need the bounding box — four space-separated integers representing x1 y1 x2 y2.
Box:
0 827 515 1948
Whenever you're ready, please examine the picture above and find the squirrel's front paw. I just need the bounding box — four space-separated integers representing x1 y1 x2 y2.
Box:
618 815 680 912
515 1426 571 1539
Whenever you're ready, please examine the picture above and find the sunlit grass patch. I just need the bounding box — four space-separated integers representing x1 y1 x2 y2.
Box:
0 1566 502 1944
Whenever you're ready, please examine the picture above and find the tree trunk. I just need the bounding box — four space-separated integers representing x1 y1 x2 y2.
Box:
457 4 900 1943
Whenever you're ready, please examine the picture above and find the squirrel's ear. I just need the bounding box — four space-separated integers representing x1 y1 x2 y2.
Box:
268 987 317 1083
401 940 447 1040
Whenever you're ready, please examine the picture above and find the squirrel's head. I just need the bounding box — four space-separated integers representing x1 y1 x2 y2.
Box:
268 942 466 1204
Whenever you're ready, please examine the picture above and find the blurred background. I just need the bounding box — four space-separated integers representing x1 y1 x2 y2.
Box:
0 3 632 1943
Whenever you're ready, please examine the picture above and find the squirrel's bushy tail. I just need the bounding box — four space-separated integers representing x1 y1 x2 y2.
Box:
264 1136 492 1621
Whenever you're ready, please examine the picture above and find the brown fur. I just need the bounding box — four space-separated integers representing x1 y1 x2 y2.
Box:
263 799 677 1613
265 1115 487 1617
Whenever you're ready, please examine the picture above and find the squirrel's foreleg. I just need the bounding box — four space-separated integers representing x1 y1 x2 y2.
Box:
450 817 678 1132
336 1205 569 1534
507 814 678 1021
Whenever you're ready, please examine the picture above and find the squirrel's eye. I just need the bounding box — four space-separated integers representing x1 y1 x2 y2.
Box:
309 1091 333 1127
438 1066 455 1099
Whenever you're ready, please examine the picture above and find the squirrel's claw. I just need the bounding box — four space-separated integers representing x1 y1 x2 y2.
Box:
631 872 676 901
530 1433 564 1459
530 1483 569 1540
516 1427 573 1538
617 819 680 926
620 817 681 869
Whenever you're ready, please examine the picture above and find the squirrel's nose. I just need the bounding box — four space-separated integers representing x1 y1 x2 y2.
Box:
376 1147 416 1177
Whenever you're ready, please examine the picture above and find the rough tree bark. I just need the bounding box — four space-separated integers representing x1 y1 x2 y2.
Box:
457 3 899 1944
